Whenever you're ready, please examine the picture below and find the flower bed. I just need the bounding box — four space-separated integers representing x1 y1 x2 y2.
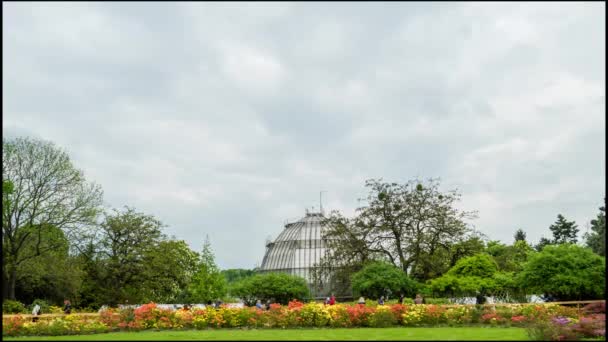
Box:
3 300 605 341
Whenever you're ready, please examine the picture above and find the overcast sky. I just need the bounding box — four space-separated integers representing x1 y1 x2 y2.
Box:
3 2 605 269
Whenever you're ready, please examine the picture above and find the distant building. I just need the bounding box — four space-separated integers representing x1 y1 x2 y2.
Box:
258 210 348 299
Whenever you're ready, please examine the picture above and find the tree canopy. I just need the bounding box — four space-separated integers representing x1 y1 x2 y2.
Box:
320 178 478 285
549 214 579 244
585 200 605 256
350 261 418 299
230 272 310 305
186 236 227 304
518 244 605 301
2 137 103 300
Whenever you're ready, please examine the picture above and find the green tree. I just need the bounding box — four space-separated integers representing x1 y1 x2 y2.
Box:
322 178 477 283
221 269 255 285
535 236 553 252
585 200 605 256
75 241 106 309
549 214 579 244
2 137 103 300
448 235 486 268
140 240 200 303
428 254 519 300
230 272 310 305
96 207 165 305
518 244 605 300
350 261 418 299
486 240 535 273
514 229 527 243
186 236 227 303
13 224 83 306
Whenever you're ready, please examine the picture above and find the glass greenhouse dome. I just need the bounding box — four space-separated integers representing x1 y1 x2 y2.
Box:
258 210 341 299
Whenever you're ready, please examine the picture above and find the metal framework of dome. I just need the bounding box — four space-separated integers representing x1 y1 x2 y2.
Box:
259 210 340 299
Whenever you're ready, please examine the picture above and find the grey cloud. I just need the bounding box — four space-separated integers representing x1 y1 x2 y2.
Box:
3 2 605 269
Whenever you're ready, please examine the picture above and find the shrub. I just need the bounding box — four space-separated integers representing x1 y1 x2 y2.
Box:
526 316 579 341
582 301 606 314
230 273 310 305
570 314 606 339
444 306 474 325
369 306 397 327
3 300 27 314
424 298 451 305
518 244 605 301
351 261 418 299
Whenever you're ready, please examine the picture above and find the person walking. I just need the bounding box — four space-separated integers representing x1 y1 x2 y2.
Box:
398 293 404 304
414 294 424 304
329 294 336 305
378 296 385 305
63 299 72 314
32 304 41 322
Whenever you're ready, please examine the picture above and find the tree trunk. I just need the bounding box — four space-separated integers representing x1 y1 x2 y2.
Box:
2 267 8 300
8 265 17 300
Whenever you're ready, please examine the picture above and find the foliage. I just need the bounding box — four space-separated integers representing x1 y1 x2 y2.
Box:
3 301 594 337
139 240 200 304
428 254 522 298
13 225 84 306
221 269 255 285
585 200 605 257
186 236 227 304
94 207 166 305
351 261 417 299
447 253 497 278
3 137 103 300
318 178 478 296
518 244 605 300
3 299 27 313
526 314 606 341
535 236 553 252
514 229 527 243
549 214 579 244
486 240 535 273
230 272 310 305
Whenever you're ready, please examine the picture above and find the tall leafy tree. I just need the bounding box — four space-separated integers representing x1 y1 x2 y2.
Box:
221 269 255 285
321 178 477 282
13 224 83 305
428 253 518 300
549 214 579 244
230 273 310 305
350 261 418 299
585 200 605 256
96 207 164 305
187 236 227 303
2 137 103 300
140 240 200 303
514 229 527 243
535 236 553 252
518 244 605 300
486 240 534 273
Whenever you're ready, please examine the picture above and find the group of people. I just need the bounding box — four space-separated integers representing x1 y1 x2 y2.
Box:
255 299 274 310
323 294 337 305
356 293 425 306
31 299 72 322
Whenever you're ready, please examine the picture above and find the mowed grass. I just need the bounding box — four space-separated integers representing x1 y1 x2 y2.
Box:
4 327 530 340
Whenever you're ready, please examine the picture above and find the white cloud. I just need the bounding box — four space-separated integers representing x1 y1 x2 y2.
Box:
3 2 605 268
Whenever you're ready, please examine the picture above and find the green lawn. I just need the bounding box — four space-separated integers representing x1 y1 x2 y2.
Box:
4 327 530 340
